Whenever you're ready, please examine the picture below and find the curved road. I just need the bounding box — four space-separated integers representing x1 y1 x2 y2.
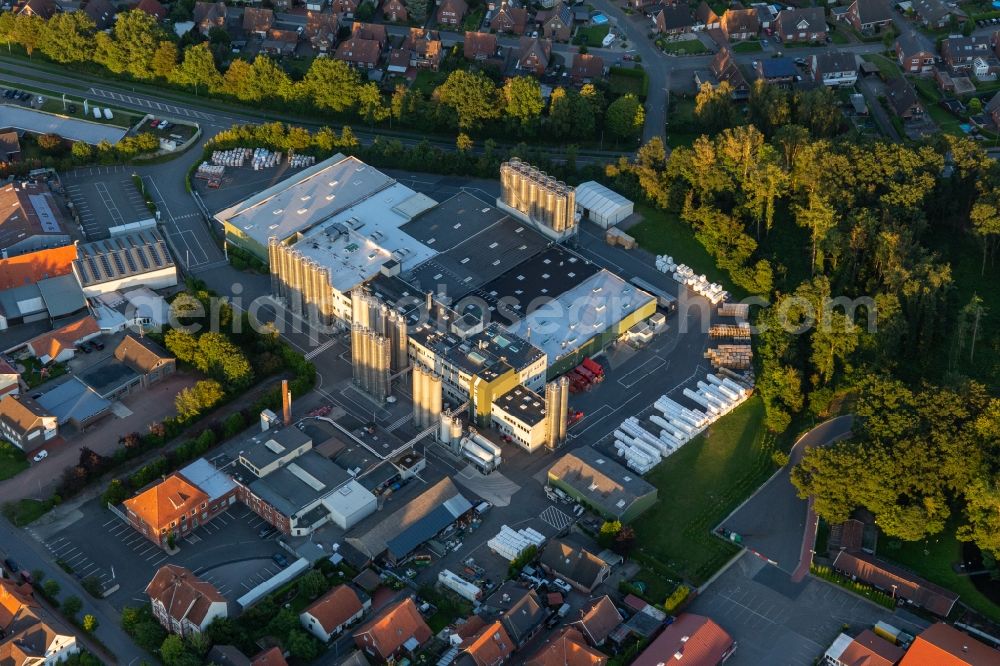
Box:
718 415 854 582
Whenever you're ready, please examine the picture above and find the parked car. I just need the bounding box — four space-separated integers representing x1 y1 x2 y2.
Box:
77 342 92 353
258 526 273 538
3 558 21 575
552 578 573 594
272 553 289 567
32 450 48 462
92 339 104 351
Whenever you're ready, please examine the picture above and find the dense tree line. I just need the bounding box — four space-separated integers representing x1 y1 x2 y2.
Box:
0 9 641 143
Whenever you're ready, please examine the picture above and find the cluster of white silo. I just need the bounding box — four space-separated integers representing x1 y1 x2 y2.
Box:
544 377 570 450
412 365 443 428
681 374 752 419
351 326 391 401
438 411 464 447
488 525 546 561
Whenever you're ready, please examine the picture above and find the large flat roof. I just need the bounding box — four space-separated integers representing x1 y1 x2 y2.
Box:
408 321 544 379
291 182 438 293
548 445 657 519
215 154 398 247
245 450 352 519
0 104 128 145
503 268 654 365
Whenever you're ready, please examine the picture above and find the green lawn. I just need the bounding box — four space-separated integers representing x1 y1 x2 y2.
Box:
32 94 136 127
2 499 50 527
910 76 966 136
629 204 746 299
732 40 763 53
665 97 700 149
882 522 1000 622
631 397 777 585
573 24 609 47
607 67 649 98
829 28 850 45
461 7 485 31
862 53 902 80
0 442 28 482
412 69 448 96
659 39 709 55
20 358 66 390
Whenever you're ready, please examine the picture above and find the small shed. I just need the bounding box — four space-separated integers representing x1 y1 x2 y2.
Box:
574 181 634 228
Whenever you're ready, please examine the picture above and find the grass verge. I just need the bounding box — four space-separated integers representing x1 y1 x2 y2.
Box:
732 40 763 53
882 523 1000 622
0 442 28 482
2 499 51 527
631 396 775 585
658 39 709 55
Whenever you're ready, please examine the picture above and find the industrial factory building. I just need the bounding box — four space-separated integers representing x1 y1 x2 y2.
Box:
548 445 658 523
491 383 547 451
574 181 634 229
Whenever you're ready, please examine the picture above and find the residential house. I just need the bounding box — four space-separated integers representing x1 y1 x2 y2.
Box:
0 579 79 665
465 31 499 60
499 587 546 647
437 0 468 26
0 394 57 450
753 3 777 31
0 359 20 398
305 0 327 9
941 36 991 73
260 28 299 56
811 51 858 86
251 647 288 666
134 0 167 21
243 7 274 38
656 5 695 35
538 2 573 42
382 0 408 22
911 0 966 30
516 36 552 75
0 131 20 164
774 7 826 43
402 28 443 70
331 0 359 19
886 77 923 119
696 1 720 30
539 537 611 593
193 1 227 35
353 598 432 662
83 0 116 30
898 622 998 666
755 57 797 84
305 11 340 53
824 629 904 666
720 8 759 41
491 0 529 35
352 21 388 47
525 627 607 666
896 32 936 74
335 36 382 67
460 620 515 665
146 565 228 637
632 613 736 666
972 56 1000 80
571 52 604 83
17 0 58 19
845 0 892 33
26 316 101 365
572 596 622 647
300 585 369 642
113 334 176 387
124 460 238 548
987 91 1000 127
832 551 958 615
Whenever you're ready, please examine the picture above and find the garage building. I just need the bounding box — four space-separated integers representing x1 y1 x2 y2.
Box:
574 181 634 228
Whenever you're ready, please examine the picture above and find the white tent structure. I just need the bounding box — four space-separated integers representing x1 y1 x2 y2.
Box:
574 181 634 228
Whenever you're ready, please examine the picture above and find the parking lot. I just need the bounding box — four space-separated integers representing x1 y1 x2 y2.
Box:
60 166 152 240
32 499 290 611
689 552 930 666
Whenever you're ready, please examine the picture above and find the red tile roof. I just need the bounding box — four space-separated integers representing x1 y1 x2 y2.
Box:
302 585 364 635
899 623 999 666
832 551 959 616
839 629 905 666
124 473 210 534
251 647 288 666
0 245 77 291
574 596 622 646
26 316 100 362
461 620 514 666
631 613 735 666
526 627 607 666
353 598 432 660
145 565 224 627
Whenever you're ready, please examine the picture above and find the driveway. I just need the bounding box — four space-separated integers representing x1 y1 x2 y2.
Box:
690 552 929 666
718 416 854 581
858 77 901 141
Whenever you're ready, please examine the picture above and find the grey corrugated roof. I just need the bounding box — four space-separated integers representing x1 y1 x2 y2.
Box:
180 458 237 501
548 445 657 518
37 274 87 318
246 450 351 518
36 377 110 425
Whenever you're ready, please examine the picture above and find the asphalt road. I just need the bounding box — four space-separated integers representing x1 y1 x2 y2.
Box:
719 415 854 581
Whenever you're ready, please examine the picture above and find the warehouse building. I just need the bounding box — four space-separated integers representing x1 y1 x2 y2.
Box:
574 181 634 229
547 445 658 523
72 230 177 297
0 181 71 257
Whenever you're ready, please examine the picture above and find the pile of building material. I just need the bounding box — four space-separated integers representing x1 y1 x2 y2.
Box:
488 525 546 561
438 569 482 602
705 344 752 370
719 303 749 321
194 163 225 180
655 254 676 273
670 265 727 304
251 147 282 170
709 324 751 340
612 374 753 474
606 227 636 249
288 153 317 168
211 148 252 167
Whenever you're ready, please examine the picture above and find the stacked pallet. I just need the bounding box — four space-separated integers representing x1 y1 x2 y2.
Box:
251 148 281 170
289 153 317 168
488 525 546 561
719 303 749 321
195 163 224 179
709 324 751 340
211 148 251 167
606 227 636 249
671 264 727 304
705 345 752 369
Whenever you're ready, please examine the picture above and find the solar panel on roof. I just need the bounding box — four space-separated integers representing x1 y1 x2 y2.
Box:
112 252 126 275
100 256 113 278
135 247 150 270
122 250 137 273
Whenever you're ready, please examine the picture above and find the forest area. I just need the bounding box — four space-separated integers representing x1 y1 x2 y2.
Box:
604 79 1000 582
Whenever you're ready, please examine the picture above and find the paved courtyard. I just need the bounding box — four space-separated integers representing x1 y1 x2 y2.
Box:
60 165 152 240
689 553 930 666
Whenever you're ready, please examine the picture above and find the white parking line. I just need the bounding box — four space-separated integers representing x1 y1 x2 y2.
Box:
150 555 168 567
